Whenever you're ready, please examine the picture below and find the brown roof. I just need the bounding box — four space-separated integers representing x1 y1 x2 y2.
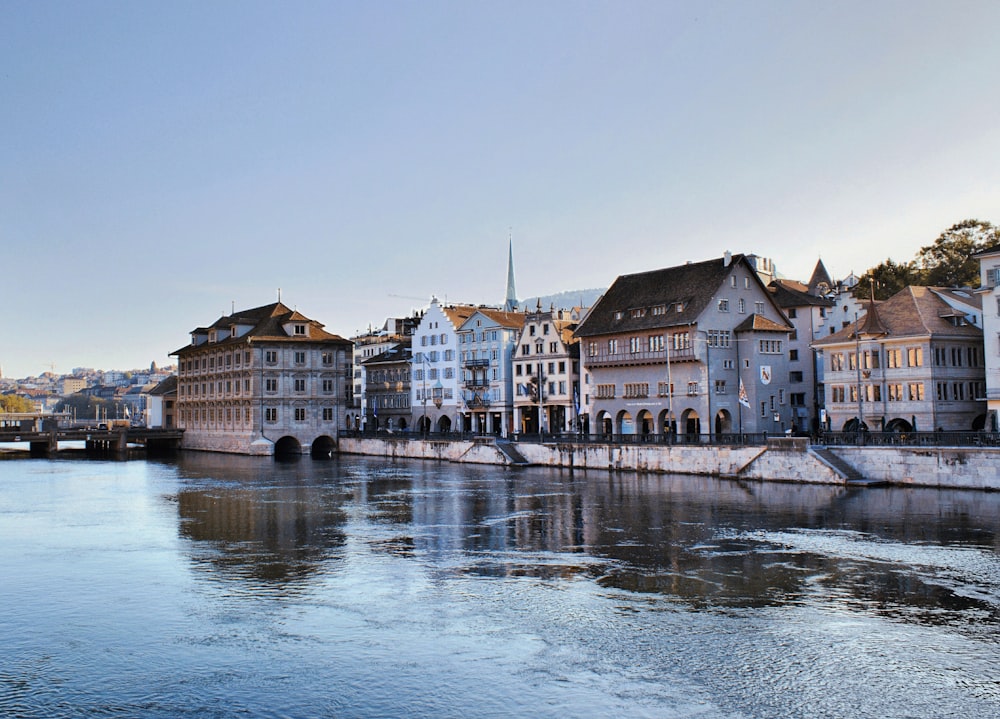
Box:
172 302 350 355
769 278 835 309
575 254 790 337
468 308 527 329
814 286 983 346
733 314 792 333
440 304 478 328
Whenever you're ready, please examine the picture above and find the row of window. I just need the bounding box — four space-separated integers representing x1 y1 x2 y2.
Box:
515 361 571 376
515 380 572 398
414 350 455 363
718 298 766 314
830 383 926 403
413 368 456 380
830 348 924 371
368 394 411 410
419 334 450 346
521 341 563 356
613 302 685 321
180 406 337 426
367 369 410 383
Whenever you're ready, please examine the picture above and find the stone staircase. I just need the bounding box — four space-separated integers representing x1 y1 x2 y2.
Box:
809 446 882 486
495 440 530 466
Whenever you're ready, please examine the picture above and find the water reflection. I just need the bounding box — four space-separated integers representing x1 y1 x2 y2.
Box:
168 453 1000 630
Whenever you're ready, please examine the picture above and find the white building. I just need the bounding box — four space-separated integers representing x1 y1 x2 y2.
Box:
411 299 475 433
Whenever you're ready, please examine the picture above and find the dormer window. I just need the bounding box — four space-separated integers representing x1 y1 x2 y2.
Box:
294 324 306 336
231 327 237 337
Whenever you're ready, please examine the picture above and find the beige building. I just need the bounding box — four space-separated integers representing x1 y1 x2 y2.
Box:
171 301 353 455
512 306 582 436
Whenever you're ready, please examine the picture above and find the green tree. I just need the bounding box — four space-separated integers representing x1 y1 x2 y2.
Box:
0 394 36 413
917 219 1000 288
857 258 924 300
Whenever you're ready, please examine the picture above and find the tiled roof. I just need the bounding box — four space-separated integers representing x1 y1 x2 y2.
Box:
440 304 478 328
807 258 833 294
148 375 177 396
173 301 350 355
814 286 983 346
733 314 792 333
467 308 527 329
769 279 836 309
575 254 784 337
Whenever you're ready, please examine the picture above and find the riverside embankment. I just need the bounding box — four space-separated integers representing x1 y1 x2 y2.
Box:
337 435 1000 490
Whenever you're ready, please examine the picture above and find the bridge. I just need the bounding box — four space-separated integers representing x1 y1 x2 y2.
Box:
0 420 184 458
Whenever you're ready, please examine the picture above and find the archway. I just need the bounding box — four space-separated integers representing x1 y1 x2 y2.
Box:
657 409 676 436
681 409 700 437
885 418 913 433
714 409 732 435
616 410 634 436
311 435 335 458
274 435 302 459
437 415 452 434
418 415 431 434
972 414 987 431
597 411 613 438
842 418 868 432
397 418 407 431
637 410 654 436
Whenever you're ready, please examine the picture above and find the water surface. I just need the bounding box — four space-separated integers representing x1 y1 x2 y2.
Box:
1 454 998 718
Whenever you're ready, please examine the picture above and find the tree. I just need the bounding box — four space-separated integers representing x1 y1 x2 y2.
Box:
917 219 1000 288
0 394 36 413
54 394 114 420
857 258 923 300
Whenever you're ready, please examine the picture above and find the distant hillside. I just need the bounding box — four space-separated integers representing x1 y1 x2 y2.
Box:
518 288 605 311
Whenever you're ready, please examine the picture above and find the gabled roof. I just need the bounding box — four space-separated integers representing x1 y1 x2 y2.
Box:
148 375 177 396
361 343 412 366
439 304 478 328
575 253 788 337
813 286 983 346
459 307 526 330
574 256 721 336
769 278 836 309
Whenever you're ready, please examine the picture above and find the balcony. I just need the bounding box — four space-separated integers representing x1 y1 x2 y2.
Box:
463 358 490 368
585 346 696 367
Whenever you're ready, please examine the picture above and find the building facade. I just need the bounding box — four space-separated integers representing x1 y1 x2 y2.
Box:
512 306 582 436
411 299 475 433
812 286 986 433
575 253 794 438
361 343 412 431
172 302 353 455
455 307 525 435
975 246 1000 430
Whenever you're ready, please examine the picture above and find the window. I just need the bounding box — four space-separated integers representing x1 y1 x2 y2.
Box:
295 407 306 421
887 349 902 368
596 384 616 399
790 371 803 383
908 383 924 401
907 347 923 367
608 339 619 354
265 407 278 422
718 299 730 312
755 301 765 314
522 344 530 356
789 349 799 361
759 339 783 354
657 382 674 397
888 384 902 402
831 386 845 403
707 330 731 347
624 383 649 398
323 379 333 393
266 378 278 392
714 379 727 395
265 350 278 364
738 298 746 314
294 324 306 335
687 381 699 396
723 359 735 369
323 408 334 421
787 308 797 319
295 378 306 392
629 336 641 353
294 351 306 365
648 335 663 352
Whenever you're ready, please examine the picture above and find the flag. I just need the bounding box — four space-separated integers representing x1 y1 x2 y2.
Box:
738 378 750 408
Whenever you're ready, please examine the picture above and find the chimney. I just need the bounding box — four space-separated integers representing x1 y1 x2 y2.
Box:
724 250 732 267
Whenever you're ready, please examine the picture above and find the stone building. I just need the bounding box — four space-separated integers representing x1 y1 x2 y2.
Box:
171 301 352 455
812 286 986 433
575 252 794 438
512 305 582 436
456 307 526 435
361 343 412 432
411 298 476 433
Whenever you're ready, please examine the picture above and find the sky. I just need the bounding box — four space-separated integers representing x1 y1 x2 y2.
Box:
3 0 1000 379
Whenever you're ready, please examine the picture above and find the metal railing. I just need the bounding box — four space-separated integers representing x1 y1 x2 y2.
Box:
819 431 1000 448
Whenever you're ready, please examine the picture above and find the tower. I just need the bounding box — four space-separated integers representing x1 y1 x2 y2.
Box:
504 234 518 311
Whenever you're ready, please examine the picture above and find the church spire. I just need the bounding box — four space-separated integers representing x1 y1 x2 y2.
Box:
504 232 518 311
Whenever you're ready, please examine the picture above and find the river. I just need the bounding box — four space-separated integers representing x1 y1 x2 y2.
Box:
1 453 998 718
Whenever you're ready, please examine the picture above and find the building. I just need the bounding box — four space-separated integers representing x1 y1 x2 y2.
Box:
60 377 87 395
146 375 177 429
350 315 420 430
411 299 476 433
512 305 582 436
361 343 412 431
975 245 1000 430
768 270 835 434
171 301 353 455
575 252 794 438
812 286 986 433
456 307 526 435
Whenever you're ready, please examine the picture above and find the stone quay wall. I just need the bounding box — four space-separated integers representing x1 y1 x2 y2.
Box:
337 436 1000 490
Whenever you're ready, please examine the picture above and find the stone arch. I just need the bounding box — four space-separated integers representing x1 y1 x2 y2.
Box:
885 417 913 433
311 435 336 458
437 415 452 433
681 409 700 436
842 418 868 432
714 409 732 435
274 435 302 459
658 409 677 436
972 413 987 431
636 409 654 436
616 410 634 436
597 410 613 437
418 415 432 434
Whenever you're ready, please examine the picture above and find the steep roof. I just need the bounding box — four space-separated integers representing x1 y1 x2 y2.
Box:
733 314 792 333
814 286 983 346
769 278 836 309
440 304 477 328
807 259 833 295
576 254 764 337
465 307 527 330
148 375 177 396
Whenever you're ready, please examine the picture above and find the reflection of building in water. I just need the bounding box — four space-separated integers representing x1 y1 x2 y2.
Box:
177 484 346 584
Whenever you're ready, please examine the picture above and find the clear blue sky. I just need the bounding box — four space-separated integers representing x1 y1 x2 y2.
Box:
3 1 999 379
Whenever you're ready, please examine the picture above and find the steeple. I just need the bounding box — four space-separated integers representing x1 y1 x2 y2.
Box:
504 233 518 311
